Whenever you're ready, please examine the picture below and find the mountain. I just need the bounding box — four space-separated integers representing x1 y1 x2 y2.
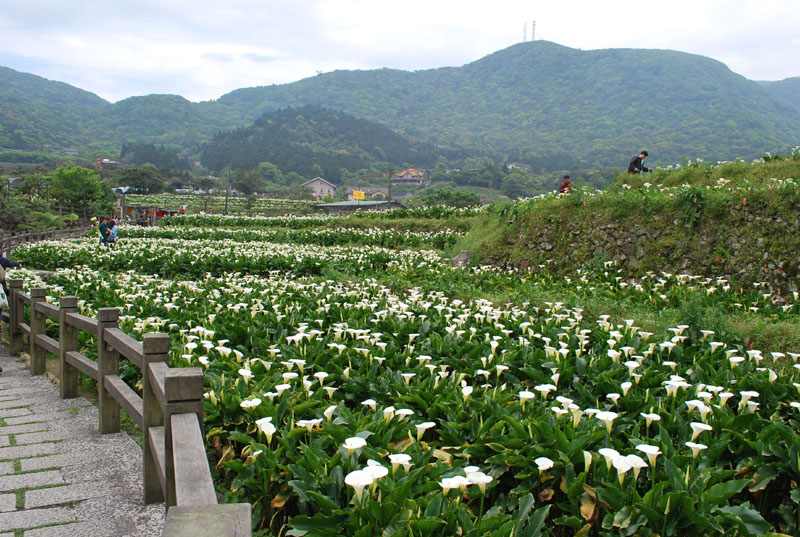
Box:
201 105 461 180
1 42 799 169
209 42 800 168
0 66 108 149
759 77 800 114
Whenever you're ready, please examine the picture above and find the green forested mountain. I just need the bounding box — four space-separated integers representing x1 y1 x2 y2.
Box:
759 77 800 114
201 105 462 181
1 41 799 170
0 66 108 149
212 42 800 168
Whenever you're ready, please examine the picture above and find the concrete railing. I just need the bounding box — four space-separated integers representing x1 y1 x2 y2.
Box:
0 226 93 257
4 279 251 536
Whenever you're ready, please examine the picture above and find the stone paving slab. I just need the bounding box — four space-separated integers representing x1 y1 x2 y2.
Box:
0 470 65 493
4 406 93 427
25 481 118 509
0 506 76 532
0 407 33 419
21 454 93 473
0 442 59 462
27 398 100 415
0 386 64 398
25 519 132 537
0 395 62 410
0 493 14 513
14 430 75 446
0 345 164 536
0 423 48 436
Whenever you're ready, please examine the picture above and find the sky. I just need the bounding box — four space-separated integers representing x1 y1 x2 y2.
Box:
0 0 798 103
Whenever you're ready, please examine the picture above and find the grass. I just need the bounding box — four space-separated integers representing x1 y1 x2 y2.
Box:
729 315 800 353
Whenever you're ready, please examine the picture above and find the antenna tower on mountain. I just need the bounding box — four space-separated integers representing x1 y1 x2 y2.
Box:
532 20 536 41
523 22 527 42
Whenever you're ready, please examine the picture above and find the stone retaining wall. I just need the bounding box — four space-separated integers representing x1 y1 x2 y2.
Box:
495 203 800 293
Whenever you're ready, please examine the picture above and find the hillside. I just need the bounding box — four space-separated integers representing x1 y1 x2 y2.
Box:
214 42 800 168
1 42 799 169
200 105 461 180
759 77 800 114
0 66 108 149
470 157 800 293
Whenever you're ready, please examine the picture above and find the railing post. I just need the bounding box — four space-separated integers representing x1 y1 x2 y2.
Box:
59 296 80 399
97 307 121 434
143 333 169 504
7 279 23 353
29 288 47 375
164 368 205 508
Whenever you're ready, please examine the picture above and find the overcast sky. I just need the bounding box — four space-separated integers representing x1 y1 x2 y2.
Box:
1 0 798 103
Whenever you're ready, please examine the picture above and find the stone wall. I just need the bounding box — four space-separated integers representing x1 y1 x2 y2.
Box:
493 203 800 294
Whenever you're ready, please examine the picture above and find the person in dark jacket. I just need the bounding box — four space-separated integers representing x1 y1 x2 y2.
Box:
628 151 652 173
0 256 22 373
98 216 110 245
0 255 21 299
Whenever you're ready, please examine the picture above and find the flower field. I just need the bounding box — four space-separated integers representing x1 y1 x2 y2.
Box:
10 217 800 537
125 193 315 215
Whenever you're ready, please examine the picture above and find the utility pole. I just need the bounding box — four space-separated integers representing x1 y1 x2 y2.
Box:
387 168 393 202
225 164 231 216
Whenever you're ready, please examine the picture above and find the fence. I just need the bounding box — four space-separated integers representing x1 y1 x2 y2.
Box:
0 226 92 257
3 279 251 536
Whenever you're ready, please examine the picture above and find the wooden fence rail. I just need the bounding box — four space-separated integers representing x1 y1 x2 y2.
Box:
0 226 93 257
3 279 251 536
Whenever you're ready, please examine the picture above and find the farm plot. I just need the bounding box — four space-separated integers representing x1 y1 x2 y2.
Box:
11 232 800 537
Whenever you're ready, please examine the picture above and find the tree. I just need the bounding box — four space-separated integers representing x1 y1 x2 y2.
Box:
21 174 48 202
294 185 313 200
47 165 112 215
501 171 537 199
195 176 218 191
257 162 285 185
232 168 265 195
117 166 166 194
120 142 190 170
284 172 306 186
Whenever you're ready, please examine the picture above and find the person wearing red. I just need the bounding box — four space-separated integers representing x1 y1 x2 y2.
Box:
558 175 574 194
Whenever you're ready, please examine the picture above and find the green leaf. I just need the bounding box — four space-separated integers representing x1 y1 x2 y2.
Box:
716 505 771 537
704 479 749 505
424 495 443 517
748 464 777 492
512 493 535 522
382 509 412 537
227 430 254 444
517 505 551 537
612 506 635 529
412 517 445 532
307 491 339 513
290 513 343 535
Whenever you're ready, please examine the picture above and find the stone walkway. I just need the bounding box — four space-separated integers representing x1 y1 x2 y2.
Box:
0 345 164 536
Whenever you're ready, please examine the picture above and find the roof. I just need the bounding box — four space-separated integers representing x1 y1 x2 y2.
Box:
395 168 422 177
347 187 389 194
301 177 337 189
